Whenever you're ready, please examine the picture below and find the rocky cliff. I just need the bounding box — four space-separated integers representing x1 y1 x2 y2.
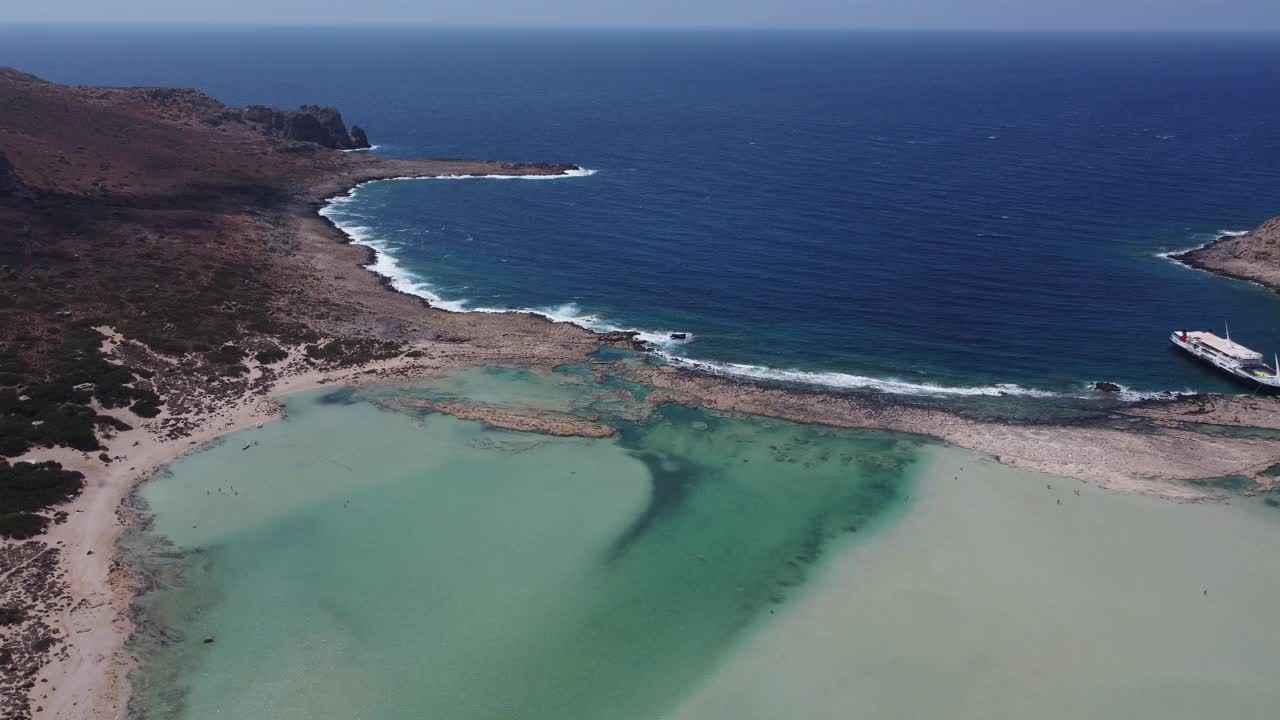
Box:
350 124 370 148
239 103 371 150
1175 217 1280 292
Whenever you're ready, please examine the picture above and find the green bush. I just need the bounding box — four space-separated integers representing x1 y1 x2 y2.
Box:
0 459 85 512
205 344 247 365
0 512 49 539
130 399 161 418
254 346 288 364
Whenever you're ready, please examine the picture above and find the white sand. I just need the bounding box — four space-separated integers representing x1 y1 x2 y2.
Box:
23 350 450 720
665 444 1280 720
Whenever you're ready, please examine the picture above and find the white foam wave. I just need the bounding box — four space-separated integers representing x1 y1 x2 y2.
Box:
340 145 381 153
386 167 599 182
1082 381 1191 402
320 167 693 339
322 170 1197 402
658 354 1059 398
1156 228 1249 261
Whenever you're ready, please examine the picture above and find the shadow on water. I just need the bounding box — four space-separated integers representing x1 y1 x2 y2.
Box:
122 365 928 720
458 402 924 720
606 445 700 560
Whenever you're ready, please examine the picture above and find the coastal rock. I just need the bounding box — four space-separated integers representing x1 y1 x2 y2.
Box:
402 399 617 438
239 104 366 150
598 330 646 351
500 162 581 175
1174 216 1280 293
1092 382 1123 393
349 125 371 149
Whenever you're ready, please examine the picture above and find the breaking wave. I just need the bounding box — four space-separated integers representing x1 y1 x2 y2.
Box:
657 355 1060 397
1157 228 1249 261
322 172 1195 401
322 169 689 344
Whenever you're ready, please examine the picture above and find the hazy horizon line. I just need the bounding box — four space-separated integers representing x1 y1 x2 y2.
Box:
2 22 1280 34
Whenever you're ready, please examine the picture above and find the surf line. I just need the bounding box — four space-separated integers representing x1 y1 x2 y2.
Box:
321 170 1172 400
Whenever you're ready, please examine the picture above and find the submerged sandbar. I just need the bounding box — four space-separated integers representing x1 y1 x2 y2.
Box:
126 368 1280 720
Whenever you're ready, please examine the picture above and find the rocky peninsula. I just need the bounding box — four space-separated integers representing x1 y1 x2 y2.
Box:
1175 217 1280 291
3 67 1280 720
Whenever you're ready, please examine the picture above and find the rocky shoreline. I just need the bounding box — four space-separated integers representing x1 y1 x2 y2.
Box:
1174 217 1280 292
4 67 1280 720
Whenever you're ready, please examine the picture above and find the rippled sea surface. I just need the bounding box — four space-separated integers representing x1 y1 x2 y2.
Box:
121 367 1280 720
8 28 1280 396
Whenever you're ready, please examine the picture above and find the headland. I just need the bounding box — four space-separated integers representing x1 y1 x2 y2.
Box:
1175 217 1280 292
3 66 1280 719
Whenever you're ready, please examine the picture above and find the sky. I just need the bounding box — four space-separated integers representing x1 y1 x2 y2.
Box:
7 0 1280 32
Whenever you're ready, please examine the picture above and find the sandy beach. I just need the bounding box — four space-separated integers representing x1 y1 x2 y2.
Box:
4 65 1280 719
18 348 442 719
7 177 1280 720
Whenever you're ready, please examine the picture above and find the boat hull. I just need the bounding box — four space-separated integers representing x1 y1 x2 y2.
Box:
1170 333 1280 393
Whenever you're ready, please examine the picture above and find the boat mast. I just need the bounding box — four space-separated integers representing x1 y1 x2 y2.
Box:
1225 320 1231 342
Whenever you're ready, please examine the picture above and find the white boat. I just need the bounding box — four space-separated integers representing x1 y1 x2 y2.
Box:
1170 326 1280 391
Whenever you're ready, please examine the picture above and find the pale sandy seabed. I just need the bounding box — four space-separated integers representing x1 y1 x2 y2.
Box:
667 445 1280 720
118 367 1280 720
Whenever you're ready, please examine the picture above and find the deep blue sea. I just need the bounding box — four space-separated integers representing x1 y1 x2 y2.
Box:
5 27 1280 396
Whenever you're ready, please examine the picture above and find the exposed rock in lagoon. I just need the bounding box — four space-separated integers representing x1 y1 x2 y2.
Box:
404 398 618 438
618 362 1280 497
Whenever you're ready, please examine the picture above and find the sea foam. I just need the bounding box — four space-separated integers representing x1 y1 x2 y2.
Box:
322 172 1146 401
656 354 1060 398
1156 228 1249 261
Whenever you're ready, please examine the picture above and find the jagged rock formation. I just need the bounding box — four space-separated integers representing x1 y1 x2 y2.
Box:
1176 217 1280 292
349 125 371 149
239 104 369 149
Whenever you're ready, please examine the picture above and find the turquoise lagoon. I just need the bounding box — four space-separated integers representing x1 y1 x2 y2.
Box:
124 367 919 719
125 366 1280 719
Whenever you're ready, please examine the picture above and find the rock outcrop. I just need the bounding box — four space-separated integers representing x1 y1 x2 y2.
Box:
349 125 371 149
1175 217 1280 293
239 104 368 150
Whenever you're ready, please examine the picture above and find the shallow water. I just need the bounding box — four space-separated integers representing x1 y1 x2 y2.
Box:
125 367 920 720
124 367 1280 719
666 445 1280 719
